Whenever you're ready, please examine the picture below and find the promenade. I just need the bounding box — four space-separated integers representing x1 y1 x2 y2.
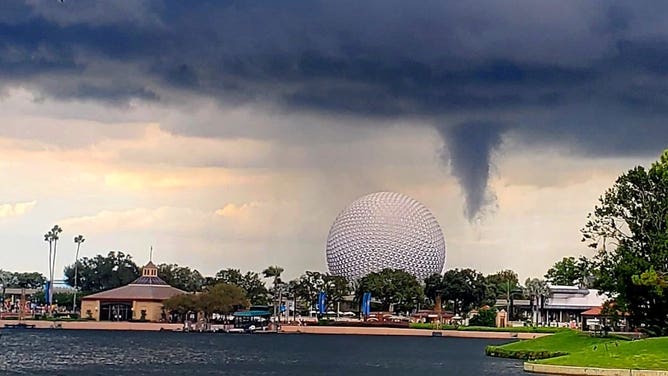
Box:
0 320 183 331
280 325 551 339
0 319 552 339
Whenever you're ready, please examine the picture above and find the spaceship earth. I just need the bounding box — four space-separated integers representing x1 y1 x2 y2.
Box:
326 191 446 281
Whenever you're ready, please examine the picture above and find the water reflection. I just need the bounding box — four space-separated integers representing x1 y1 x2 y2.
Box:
0 330 525 375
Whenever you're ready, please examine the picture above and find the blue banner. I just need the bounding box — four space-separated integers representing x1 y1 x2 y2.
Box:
317 292 327 314
362 292 371 316
44 281 51 305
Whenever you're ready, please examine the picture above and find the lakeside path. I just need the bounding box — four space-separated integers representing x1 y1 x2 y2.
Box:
1 319 551 339
280 325 551 339
1 320 183 331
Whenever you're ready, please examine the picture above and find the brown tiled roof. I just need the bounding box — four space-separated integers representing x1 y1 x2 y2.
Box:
581 306 603 316
82 283 185 301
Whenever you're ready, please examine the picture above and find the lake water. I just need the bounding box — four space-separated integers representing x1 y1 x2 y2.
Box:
0 330 526 375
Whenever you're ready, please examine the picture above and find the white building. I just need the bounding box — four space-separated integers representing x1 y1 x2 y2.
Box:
496 285 611 326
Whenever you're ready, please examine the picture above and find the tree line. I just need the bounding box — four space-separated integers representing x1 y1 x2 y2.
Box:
2 150 667 335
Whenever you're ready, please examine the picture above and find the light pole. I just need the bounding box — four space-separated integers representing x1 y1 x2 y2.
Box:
0 275 5 314
73 235 85 314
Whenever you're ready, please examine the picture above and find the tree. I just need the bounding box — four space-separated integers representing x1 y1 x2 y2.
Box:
214 269 268 305
582 150 668 335
163 293 199 321
544 256 593 287
469 306 497 327
158 264 205 292
322 274 350 312
0 270 11 303
291 271 325 312
485 270 520 298
524 278 549 325
63 251 140 293
424 273 446 310
44 224 62 307
262 265 284 289
263 265 285 316
7 272 46 289
198 283 249 319
356 269 423 313
73 235 85 313
440 268 493 315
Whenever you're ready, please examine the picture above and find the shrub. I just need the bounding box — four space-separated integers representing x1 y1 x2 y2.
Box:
468 307 497 327
485 345 567 360
409 322 457 330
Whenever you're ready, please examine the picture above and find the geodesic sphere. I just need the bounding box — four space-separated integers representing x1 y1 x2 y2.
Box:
326 191 446 281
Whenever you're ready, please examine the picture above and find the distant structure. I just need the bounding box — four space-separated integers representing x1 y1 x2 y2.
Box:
495 285 613 328
326 191 446 281
80 261 185 322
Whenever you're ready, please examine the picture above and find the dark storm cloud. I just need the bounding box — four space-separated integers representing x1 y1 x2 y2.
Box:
3 0 668 218
438 122 504 222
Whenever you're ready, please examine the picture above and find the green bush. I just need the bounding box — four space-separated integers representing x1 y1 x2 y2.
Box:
409 322 457 330
485 345 568 360
468 308 497 327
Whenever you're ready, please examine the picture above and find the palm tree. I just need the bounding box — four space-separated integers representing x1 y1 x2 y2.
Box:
45 225 63 311
263 266 284 287
44 232 53 306
262 266 284 322
524 278 549 326
72 235 85 314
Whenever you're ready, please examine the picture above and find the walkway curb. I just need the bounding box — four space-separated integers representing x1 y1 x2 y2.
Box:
524 362 668 376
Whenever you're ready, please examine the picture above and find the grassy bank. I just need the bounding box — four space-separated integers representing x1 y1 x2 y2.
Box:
539 336 668 371
487 330 668 371
486 330 615 360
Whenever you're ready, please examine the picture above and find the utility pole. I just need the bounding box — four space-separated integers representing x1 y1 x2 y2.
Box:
506 280 510 319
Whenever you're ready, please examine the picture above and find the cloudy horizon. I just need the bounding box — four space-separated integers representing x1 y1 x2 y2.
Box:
2 1 667 281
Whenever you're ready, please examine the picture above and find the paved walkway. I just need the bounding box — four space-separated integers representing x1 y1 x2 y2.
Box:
281 325 551 339
1 320 182 331
524 363 668 376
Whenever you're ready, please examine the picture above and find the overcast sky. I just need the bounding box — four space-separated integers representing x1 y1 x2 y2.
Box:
2 1 667 281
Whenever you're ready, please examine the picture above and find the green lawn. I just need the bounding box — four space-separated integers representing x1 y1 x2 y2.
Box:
486 330 616 360
539 336 668 371
487 330 668 371
501 330 615 352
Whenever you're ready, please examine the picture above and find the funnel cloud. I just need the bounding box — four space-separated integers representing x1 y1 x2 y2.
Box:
2 1 668 221
439 122 505 221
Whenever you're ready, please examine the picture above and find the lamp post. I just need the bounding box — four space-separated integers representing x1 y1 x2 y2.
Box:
72 235 85 314
0 277 5 314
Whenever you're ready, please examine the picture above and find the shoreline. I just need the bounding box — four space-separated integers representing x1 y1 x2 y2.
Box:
524 363 668 376
1 320 183 331
278 325 549 339
1 319 550 339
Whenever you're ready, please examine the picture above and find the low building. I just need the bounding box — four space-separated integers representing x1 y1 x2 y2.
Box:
81 261 185 322
496 285 611 326
581 305 630 332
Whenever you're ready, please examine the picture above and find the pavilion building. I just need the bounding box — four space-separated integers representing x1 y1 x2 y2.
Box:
80 261 185 322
